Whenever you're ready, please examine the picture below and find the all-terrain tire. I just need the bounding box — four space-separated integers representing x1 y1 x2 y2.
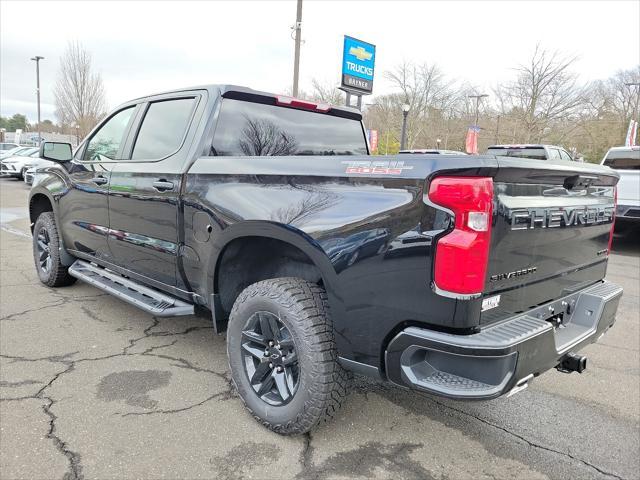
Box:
227 277 351 435
32 212 76 287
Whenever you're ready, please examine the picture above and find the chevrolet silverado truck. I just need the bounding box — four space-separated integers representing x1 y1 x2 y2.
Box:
29 85 622 435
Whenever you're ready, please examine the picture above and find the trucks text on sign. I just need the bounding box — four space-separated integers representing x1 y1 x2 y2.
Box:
341 36 376 94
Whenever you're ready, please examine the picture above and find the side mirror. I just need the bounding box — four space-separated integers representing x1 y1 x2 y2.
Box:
40 142 72 162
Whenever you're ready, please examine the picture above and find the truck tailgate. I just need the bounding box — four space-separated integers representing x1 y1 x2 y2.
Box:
481 158 619 323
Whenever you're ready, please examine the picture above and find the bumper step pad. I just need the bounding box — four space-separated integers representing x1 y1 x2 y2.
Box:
69 260 194 317
385 281 623 399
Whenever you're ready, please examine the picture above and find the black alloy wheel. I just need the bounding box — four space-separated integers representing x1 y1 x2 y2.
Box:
35 227 52 275
241 311 299 406
32 212 76 287
227 277 351 434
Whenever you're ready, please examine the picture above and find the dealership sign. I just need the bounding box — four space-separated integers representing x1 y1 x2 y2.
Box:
341 36 376 94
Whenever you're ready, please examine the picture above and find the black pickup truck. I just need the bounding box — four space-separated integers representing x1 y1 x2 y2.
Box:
30 85 622 434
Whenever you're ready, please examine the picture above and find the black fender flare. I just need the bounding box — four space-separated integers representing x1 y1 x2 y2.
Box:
28 170 75 266
208 220 345 322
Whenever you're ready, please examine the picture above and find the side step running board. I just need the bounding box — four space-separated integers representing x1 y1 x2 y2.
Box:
68 260 194 317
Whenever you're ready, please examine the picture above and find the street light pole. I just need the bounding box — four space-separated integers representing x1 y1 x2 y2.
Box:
292 0 303 97
468 93 489 127
31 55 44 145
400 103 410 150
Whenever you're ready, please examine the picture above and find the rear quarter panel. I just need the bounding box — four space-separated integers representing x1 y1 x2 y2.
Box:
182 154 498 366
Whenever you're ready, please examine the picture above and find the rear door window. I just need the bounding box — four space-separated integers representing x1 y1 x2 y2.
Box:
131 98 196 160
211 99 367 156
603 149 640 170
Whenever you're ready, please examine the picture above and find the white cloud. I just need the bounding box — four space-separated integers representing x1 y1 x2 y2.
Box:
1 0 638 122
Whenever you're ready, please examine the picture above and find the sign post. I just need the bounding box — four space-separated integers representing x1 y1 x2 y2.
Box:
339 35 376 110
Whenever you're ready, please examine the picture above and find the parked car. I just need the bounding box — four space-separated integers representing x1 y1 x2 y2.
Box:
0 142 19 151
601 146 640 230
487 144 575 162
400 149 467 155
23 167 37 185
0 148 39 178
23 158 55 185
29 85 622 435
0 146 33 160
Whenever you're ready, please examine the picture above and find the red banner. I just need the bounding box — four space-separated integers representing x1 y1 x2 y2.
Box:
465 126 480 155
368 129 379 152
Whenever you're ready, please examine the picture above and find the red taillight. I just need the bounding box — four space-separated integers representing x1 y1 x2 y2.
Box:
428 176 494 296
276 95 330 112
608 186 617 254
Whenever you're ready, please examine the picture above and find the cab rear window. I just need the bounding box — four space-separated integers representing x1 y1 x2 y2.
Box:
487 147 547 160
211 99 367 156
603 149 640 170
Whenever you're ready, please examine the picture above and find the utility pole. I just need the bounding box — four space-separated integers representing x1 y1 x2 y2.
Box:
292 0 303 97
468 93 489 127
495 115 501 144
31 55 44 145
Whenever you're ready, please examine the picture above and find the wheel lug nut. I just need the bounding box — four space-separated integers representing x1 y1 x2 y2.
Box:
268 341 274 346
277 366 283 373
269 363 273 368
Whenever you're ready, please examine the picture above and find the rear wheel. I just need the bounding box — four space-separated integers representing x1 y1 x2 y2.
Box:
32 212 76 287
227 277 351 435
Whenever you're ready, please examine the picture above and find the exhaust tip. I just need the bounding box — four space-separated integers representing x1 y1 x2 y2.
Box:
558 352 587 374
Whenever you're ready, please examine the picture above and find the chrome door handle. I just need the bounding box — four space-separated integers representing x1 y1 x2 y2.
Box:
153 180 174 191
91 176 108 185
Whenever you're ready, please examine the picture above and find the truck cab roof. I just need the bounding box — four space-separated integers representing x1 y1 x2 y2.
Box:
124 84 363 120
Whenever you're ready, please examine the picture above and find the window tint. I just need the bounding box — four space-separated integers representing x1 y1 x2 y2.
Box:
212 99 367 156
84 107 135 161
559 150 573 161
487 147 547 160
131 98 195 160
603 149 640 170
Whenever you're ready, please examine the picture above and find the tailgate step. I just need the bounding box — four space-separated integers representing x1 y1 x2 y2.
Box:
68 260 194 317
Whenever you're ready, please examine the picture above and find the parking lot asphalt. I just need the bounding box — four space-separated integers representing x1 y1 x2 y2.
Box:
0 177 638 480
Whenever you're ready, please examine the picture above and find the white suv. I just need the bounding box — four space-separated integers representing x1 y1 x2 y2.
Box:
602 146 640 229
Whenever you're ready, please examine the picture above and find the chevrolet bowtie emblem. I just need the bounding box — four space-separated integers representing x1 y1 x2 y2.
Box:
349 46 372 61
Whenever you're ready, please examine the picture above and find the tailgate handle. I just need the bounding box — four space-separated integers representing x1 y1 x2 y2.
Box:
564 175 597 190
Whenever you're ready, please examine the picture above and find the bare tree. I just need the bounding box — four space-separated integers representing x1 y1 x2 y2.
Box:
383 62 455 147
309 79 344 105
238 115 299 156
495 45 584 142
54 41 106 137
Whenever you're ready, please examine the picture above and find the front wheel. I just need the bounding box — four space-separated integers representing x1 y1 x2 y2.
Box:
32 212 76 287
227 278 351 435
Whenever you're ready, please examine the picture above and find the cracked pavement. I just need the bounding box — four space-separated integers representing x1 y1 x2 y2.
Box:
1 178 639 480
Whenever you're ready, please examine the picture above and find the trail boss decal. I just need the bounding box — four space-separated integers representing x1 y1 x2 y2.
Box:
343 160 413 175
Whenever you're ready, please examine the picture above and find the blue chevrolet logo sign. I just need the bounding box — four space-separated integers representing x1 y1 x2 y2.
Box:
341 35 376 93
